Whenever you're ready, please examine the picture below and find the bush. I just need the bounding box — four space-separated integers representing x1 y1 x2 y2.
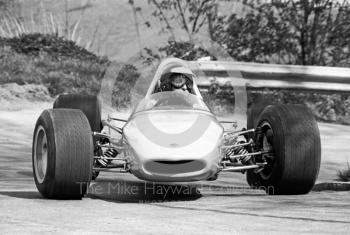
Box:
0 33 139 108
337 162 350 182
142 40 215 65
0 33 108 63
0 46 108 95
159 41 214 60
112 64 140 109
204 82 350 124
0 47 42 85
201 81 235 116
247 89 350 124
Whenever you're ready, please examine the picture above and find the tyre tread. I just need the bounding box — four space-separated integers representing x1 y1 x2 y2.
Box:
33 109 93 199
247 104 321 195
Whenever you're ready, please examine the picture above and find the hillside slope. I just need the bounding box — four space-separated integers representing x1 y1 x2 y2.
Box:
13 0 229 62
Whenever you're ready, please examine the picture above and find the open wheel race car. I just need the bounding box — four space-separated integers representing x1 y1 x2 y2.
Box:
32 58 321 199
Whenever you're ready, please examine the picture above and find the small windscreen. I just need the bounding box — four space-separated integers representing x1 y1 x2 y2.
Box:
134 91 210 113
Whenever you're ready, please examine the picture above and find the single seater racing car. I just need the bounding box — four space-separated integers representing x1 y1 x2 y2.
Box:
32 58 321 199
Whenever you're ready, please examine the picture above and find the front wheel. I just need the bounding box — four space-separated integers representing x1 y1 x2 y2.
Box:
32 109 93 199
247 104 321 195
53 94 101 180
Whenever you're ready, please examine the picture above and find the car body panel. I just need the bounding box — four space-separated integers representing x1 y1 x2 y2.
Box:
123 109 224 181
120 59 226 182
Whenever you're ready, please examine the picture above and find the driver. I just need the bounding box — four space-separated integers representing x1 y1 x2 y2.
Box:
170 73 190 93
157 66 195 93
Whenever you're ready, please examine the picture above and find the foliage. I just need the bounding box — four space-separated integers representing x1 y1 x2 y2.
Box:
148 0 219 42
141 47 161 65
337 161 350 182
112 64 140 109
203 81 350 124
202 93 235 116
0 33 108 63
142 40 214 64
0 0 14 11
0 46 108 96
147 0 350 67
248 89 350 124
215 0 350 66
0 34 139 108
0 3 102 54
159 40 213 60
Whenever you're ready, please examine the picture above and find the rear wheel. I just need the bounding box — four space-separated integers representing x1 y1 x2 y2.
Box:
53 94 102 180
53 94 101 132
32 109 93 199
246 104 321 195
246 94 274 139
247 101 271 131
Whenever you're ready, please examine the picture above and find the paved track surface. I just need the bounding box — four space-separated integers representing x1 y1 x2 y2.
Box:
0 107 350 234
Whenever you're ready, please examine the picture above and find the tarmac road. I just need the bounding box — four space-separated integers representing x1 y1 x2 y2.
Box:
0 107 350 234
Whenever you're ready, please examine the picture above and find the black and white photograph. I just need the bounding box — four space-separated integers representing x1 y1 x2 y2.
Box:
0 0 350 234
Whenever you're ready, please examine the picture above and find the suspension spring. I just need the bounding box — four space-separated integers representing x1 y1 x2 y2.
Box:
97 148 119 167
104 148 118 158
226 141 252 164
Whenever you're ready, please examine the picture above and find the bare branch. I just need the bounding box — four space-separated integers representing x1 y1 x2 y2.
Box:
191 0 211 34
150 0 176 40
175 0 190 38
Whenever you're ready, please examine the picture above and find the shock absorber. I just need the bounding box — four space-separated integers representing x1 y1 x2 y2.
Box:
226 139 252 165
97 148 119 167
234 141 251 164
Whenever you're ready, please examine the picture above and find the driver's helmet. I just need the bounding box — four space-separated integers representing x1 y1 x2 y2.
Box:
170 73 188 91
168 67 194 93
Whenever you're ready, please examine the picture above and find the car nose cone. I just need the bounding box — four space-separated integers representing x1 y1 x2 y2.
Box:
134 111 213 147
123 110 223 159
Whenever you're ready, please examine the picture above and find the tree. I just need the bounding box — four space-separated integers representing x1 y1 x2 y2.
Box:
217 0 350 66
0 0 15 13
142 40 214 65
148 0 219 42
128 0 143 56
141 0 220 64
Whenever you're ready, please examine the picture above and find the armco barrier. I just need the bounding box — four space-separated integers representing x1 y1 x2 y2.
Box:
187 61 350 93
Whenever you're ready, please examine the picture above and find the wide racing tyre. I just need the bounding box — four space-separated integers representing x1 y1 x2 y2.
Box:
247 101 271 131
247 93 276 130
53 94 102 180
246 104 321 195
53 94 101 132
246 94 274 140
32 109 93 199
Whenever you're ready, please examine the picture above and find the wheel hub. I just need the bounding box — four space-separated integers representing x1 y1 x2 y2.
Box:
34 126 48 183
258 121 275 180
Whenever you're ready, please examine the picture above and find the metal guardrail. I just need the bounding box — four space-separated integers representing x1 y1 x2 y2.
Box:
187 61 350 93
